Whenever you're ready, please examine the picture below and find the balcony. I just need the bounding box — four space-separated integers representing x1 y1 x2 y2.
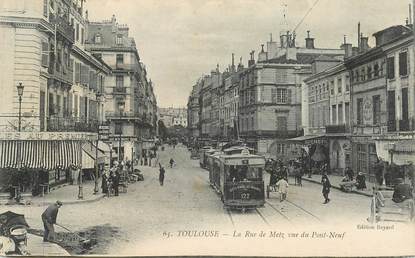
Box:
113 63 139 73
47 117 98 133
49 64 73 85
325 124 350 134
105 112 142 121
49 13 75 43
109 86 129 95
352 124 387 135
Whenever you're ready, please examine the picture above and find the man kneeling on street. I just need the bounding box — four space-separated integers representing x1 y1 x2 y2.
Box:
41 200 62 242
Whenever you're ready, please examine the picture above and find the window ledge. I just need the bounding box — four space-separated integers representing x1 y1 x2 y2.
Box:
400 75 409 79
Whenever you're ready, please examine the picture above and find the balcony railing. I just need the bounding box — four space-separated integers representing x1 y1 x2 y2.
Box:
49 13 75 43
325 124 350 134
352 125 386 135
109 87 129 95
47 117 99 133
114 63 139 73
49 64 73 84
105 112 142 120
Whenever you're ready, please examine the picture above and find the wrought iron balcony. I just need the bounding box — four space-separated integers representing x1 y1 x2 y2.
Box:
109 87 129 95
49 13 75 43
48 64 73 84
105 112 142 121
47 117 99 133
325 124 350 134
113 63 140 73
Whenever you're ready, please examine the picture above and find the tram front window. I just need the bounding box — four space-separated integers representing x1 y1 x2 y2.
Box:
226 165 262 182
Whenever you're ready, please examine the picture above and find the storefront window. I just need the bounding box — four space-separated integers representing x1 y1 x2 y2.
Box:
357 144 367 173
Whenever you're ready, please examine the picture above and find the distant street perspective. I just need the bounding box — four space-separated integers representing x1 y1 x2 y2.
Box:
0 0 414 256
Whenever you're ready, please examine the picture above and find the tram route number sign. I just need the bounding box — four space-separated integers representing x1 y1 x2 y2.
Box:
98 125 110 141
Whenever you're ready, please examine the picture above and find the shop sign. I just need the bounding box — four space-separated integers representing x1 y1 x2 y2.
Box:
0 132 98 141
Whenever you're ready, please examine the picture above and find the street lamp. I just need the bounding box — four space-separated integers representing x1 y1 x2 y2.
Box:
118 102 125 162
94 91 103 194
16 83 24 132
15 83 24 203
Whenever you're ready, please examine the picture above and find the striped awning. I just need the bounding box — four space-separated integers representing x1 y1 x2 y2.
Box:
0 140 82 170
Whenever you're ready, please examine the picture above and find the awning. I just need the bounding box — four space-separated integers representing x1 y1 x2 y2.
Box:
375 139 415 165
82 142 106 168
0 140 82 170
287 135 324 142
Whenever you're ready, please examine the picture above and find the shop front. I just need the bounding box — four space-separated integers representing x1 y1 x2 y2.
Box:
0 132 96 197
350 136 378 183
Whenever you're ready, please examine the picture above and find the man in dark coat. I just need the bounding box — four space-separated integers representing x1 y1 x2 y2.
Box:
112 170 120 196
41 201 62 242
322 176 331 204
159 163 165 186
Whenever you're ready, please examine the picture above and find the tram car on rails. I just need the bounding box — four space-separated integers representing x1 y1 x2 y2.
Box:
199 147 216 168
208 148 266 211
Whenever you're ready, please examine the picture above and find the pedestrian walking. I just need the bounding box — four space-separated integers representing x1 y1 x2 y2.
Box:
41 201 62 242
276 177 289 202
101 170 109 194
169 158 175 168
159 163 165 186
322 175 331 204
112 169 120 196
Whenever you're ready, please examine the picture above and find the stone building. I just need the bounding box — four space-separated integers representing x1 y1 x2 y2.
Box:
238 32 344 160
85 15 157 162
187 80 202 138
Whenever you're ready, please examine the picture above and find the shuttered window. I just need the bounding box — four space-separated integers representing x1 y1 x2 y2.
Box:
75 62 81 83
399 52 408 76
41 41 49 67
387 56 395 79
80 65 89 85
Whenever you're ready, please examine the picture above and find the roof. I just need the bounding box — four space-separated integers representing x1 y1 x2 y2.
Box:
264 53 339 65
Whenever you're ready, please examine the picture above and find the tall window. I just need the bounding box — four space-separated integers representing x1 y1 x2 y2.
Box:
76 23 79 41
357 98 363 125
357 144 367 173
332 105 337 124
271 89 276 103
345 102 350 126
41 41 49 67
115 122 122 135
81 28 84 44
345 75 350 92
116 35 123 45
338 104 343 124
399 52 408 76
116 54 124 64
367 66 372 80
116 75 124 88
330 81 334 95
337 78 342 94
276 116 287 131
374 63 379 77
372 95 381 125
387 56 395 79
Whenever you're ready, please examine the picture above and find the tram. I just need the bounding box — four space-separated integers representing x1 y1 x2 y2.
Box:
208 148 266 210
199 146 216 168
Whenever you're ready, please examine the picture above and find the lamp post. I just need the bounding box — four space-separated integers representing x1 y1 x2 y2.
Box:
15 83 24 202
94 91 102 194
118 102 125 162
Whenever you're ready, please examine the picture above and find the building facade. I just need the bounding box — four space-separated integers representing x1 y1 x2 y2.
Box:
86 15 157 162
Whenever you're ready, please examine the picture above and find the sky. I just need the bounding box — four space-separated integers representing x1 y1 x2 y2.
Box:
85 0 411 108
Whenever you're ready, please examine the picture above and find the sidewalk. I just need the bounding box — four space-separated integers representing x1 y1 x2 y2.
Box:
301 174 374 197
26 233 70 256
2 180 105 207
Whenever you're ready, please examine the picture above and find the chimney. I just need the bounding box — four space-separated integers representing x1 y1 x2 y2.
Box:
231 53 235 71
258 44 268 62
341 43 353 58
357 22 361 48
360 36 369 52
267 34 278 59
248 51 255 67
305 30 315 49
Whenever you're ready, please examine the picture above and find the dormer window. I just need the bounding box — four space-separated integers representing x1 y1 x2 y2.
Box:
95 34 102 44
